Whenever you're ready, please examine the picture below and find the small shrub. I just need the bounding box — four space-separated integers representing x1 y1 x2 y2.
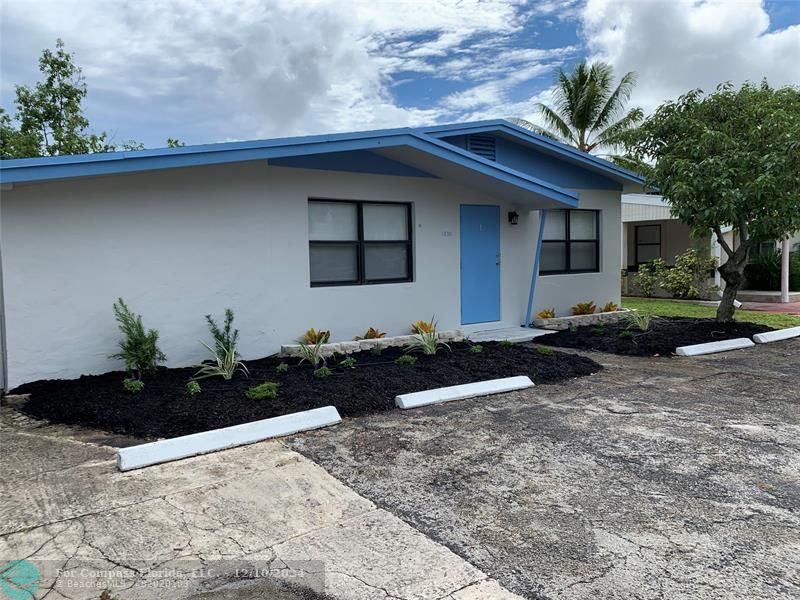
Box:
302 328 330 344
276 362 289 373
110 298 166 378
206 308 238 357
297 339 326 367
536 345 554 356
537 308 556 319
194 309 248 380
313 366 332 379
568 323 578 333
469 344 483 353
633 258 667 297
499 339 514 348
123 377 145 393
660 248 718 299
245 381 279 400
360 327 386 339
601 302 618 313
370 344 384 356
624 310 653 332
406 319 450 355
339 356 357 369
185 380 201 396
590 326 605 336
410 319 434 334
571 301 597 315
395 354 417 366
618 330 634 339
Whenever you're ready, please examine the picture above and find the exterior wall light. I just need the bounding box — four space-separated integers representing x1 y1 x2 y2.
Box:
508 211 519 225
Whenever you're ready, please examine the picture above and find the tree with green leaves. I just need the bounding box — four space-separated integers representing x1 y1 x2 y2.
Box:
1 40 180 159
512 62 644 160
629 81 800 322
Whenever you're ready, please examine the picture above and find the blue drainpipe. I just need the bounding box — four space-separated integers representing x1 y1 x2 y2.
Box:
524 210 547 327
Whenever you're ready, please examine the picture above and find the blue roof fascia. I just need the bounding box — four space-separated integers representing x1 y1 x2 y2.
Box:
421 119 645 185
0 127 579 208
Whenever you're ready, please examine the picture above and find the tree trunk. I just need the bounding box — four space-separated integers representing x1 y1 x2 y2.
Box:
715 242 750 322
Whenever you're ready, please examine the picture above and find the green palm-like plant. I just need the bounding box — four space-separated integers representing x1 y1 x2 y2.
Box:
511 62 644 161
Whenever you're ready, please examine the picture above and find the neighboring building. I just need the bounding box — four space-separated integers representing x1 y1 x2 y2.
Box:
0 120 644 389
622 193 799 299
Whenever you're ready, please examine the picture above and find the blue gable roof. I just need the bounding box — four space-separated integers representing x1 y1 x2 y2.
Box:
0 120 643 207
421 120 643 186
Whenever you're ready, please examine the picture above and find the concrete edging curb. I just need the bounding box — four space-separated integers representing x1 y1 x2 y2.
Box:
753 326 800 344
117 406 341 471
395 376 534 410
675 338 754 357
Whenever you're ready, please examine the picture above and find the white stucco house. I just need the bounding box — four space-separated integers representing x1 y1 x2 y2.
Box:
0 120 644 389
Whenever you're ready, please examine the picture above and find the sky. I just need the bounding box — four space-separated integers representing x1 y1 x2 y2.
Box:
1 0 798 148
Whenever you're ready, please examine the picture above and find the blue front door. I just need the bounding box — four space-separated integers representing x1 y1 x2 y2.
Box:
460 205 501 324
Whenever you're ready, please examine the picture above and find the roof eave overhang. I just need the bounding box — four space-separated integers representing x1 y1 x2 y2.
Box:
0 130 578 209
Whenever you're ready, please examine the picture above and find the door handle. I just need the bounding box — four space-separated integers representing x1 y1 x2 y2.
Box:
496 252 501 266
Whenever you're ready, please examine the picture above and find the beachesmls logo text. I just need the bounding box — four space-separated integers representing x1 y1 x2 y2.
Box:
0 560 41 600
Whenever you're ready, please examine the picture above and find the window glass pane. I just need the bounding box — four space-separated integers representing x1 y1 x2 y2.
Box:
637 225 660 244
542 210 566 240
637 244 661 262
570 242 598 271
540 242 567 272
309 244 358 283
309 202 357 241
364 243 408 280
570 211 597 240
363 204 408 241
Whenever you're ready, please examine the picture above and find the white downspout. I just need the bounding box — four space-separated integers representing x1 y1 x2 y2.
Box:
781 237 790 303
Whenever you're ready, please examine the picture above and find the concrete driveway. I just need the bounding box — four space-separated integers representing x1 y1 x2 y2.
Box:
288 340 800 599
0 409 519 599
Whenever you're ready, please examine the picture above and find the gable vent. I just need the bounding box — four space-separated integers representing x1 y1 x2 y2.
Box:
467 135 496 161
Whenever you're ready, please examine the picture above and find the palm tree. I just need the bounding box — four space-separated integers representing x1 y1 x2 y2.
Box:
512 62 644 157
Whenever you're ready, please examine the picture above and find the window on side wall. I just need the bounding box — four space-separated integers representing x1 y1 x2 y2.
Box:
308 199 412 287
540 209 600 275
635 224 661 264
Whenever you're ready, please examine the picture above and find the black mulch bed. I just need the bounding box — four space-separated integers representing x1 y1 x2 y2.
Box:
12 342 600 440
539 317 773 357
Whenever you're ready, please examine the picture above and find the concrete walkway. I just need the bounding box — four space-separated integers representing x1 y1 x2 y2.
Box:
0 410 521 600
740 301 800 315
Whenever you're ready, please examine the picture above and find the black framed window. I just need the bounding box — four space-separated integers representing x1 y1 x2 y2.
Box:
309 199 412 286
635 224 661 264
540 209 600 275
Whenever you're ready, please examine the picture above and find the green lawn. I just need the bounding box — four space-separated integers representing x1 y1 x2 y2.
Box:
622 297 800 329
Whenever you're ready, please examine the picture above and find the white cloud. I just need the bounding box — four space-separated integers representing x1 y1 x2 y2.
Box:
581 0 800 114
1 0 571 144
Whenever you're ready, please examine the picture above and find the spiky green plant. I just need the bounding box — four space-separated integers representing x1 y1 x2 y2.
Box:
206 308 239 357
297 339 326 367
109 298 166 379
624 310 653 332
192 342 249 380
406 319 449 355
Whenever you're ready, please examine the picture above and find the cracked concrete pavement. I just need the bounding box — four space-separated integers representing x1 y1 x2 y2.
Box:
288 340 800 600
0 410 521 600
